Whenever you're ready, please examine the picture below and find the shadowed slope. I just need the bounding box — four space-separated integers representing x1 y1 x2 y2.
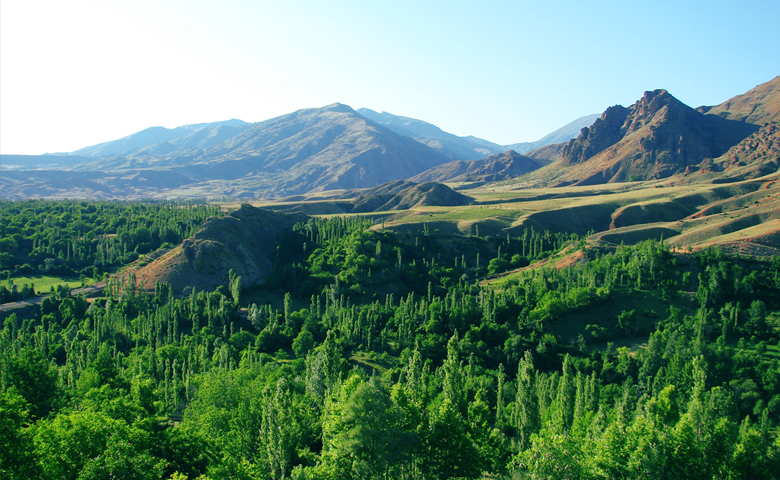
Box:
131 205 306 293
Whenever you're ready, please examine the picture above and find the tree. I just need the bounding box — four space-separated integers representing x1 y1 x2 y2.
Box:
5 347 60 418
0 388 40 479
333 380 415 479
77 436 168 480
34 409 148 480
423 398 480 480
512 350 539 449
261 378 295 480
293 329 315 358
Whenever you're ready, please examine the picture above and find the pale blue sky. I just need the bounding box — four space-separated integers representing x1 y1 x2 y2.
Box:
1 0 778 154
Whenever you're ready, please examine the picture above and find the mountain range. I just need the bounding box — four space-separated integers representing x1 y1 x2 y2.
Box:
518 76 780 187
1 76 778 200
67 119 252 157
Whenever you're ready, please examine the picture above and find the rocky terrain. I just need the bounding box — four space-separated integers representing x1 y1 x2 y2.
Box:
518 76 780 187
129 205 307 293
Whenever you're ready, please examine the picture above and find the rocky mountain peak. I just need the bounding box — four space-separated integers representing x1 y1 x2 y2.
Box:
321 103 356 114
561 90 693 166
561 104 628 165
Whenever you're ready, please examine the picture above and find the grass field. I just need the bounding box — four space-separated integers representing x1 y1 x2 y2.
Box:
7 274 97 295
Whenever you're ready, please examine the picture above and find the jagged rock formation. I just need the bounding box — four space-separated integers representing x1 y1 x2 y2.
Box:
712 122 780 178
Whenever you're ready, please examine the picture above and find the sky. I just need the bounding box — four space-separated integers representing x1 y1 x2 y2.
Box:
1 0 779 155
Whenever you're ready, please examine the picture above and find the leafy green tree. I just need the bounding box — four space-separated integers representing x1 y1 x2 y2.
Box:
34 409 150 480
422 398 480 480
77 436 167 480
5 346 60 418
0 388 41 479
293 329 315 358
261 378 295 480
512 350 539 449
335 380 415 479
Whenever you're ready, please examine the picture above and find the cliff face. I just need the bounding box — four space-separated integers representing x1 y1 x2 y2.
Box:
561 104 630 166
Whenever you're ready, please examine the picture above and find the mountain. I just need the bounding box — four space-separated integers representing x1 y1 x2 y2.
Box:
523 89 759 186
1 104 455 199
171 103 455 195
357 108 505 160
409 150 549 183
67 119 251 157
699 75 780 125
504 114 600 154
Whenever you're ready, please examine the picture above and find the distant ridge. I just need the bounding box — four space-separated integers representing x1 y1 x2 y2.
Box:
67 119 251 157
4 77 779 200
357 108 504 160
409 150 549 183
67 119 252 157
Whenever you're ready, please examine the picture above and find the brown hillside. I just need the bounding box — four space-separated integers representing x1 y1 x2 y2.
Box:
130 205 306 293
701 75 780 124
712 122 780 179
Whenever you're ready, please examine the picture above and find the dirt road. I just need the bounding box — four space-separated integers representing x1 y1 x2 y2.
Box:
0 282 106 313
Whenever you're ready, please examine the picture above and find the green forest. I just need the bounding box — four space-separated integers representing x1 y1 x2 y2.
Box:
2 200 780 479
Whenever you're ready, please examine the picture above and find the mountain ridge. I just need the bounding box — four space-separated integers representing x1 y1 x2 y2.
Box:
409 150 549 183
521 88 762 186
356 108 505 160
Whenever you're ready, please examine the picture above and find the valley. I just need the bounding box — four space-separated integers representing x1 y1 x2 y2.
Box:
1 75 780 480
